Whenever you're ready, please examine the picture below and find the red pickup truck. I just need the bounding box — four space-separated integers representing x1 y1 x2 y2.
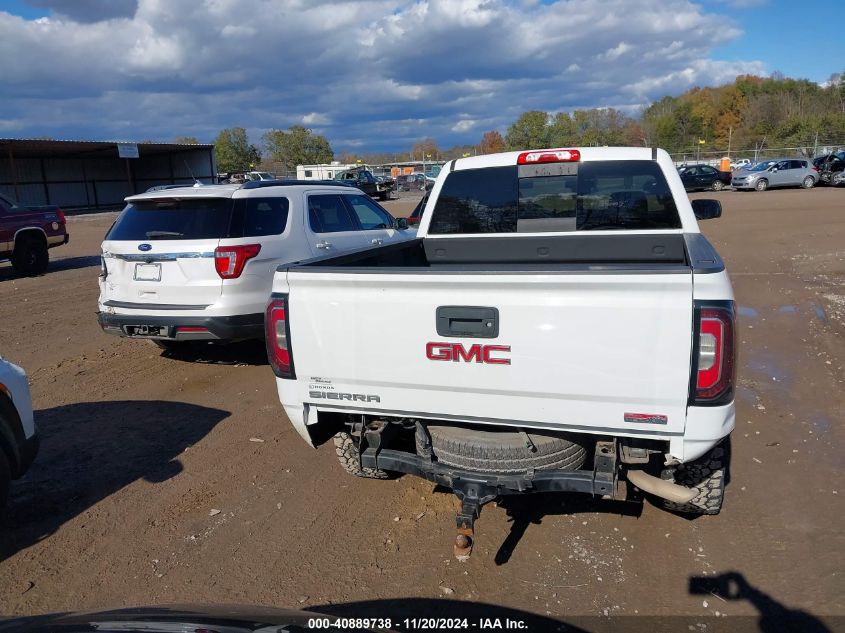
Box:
0 193 69 275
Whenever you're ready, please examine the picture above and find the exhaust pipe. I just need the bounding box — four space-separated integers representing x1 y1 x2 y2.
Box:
626 468 697 504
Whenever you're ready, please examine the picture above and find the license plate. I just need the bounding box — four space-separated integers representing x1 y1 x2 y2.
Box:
134 263 161 281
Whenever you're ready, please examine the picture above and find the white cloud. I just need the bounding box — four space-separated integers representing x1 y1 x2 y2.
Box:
302 112 331 125
602 42 631 61
0 0 768 151
451 119 477 132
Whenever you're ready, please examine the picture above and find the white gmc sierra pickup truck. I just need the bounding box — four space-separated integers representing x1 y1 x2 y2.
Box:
266 147 736 559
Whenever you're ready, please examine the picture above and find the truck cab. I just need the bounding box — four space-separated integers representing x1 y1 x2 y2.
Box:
0 193 68 276
334 169 394 201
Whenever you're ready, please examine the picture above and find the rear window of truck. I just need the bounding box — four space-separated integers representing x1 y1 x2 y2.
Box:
107 197 289 240
427 160 681 234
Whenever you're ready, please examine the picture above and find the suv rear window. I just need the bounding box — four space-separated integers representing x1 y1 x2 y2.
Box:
106 196 289 240
428 160 681 234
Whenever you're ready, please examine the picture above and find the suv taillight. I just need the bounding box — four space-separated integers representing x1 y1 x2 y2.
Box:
691 301 736 405
265 295 294 379
56 208 66 224
214 244 261 279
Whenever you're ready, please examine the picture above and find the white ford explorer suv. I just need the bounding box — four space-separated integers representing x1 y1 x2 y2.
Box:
266 147 736 559
97 180 415 350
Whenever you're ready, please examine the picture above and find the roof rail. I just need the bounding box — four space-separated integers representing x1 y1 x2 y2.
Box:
240 179 357 190
145 183 200 192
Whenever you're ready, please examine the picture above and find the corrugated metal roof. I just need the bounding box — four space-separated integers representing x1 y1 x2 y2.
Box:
0 137 213 158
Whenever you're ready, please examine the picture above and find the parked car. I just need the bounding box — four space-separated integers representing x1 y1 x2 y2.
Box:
396 173 432 192
244 171 276 181
334 169 394 201
812 155 831 170
678 164 732 191
730 158 751 170
267 147 735 559
816 151 845 186
0 193 69 276
406 192 429 226
731 158 818 191
97 181 416 351
0 356 39 509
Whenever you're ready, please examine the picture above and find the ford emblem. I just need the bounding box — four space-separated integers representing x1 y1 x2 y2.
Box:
138 243 152 252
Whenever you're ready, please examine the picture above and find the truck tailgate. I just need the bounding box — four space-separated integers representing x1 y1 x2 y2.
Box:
285 270 693 435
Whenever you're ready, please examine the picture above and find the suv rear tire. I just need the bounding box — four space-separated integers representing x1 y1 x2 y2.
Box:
421 425 587 473
333 431 390 479
11 235 49 276
658 439 729 515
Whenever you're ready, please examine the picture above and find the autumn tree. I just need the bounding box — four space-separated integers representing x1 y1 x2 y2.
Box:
479 130 505 154
410 138 440 161
263 125 334 171
214 128 261 173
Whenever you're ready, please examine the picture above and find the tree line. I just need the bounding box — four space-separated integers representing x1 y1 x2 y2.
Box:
188 71 845 173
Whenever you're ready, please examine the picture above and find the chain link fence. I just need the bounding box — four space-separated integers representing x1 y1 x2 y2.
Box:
670 138 845 166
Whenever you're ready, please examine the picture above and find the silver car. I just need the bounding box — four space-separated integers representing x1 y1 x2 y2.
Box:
732 158 818 191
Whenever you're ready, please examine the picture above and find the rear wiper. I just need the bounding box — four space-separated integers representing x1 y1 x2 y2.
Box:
145 230 184 239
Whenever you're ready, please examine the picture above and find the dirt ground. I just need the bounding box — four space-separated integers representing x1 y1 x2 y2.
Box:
0 189 843 626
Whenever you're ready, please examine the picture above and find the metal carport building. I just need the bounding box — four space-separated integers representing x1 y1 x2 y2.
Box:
0 138 216 211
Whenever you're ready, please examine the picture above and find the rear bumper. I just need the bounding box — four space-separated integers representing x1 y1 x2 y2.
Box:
362 428 618 500
97 311 264 342
47 233 69 248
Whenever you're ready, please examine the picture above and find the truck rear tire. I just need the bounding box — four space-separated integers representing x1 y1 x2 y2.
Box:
658 439 729 515
333 431 390 479
11 235 49 276
422 425 587 473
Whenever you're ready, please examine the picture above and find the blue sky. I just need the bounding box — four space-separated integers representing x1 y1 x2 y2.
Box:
0 0 841 153
708 0 840 84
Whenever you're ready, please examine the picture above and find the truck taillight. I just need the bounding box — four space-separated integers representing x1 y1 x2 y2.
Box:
692 302 736 405
214 244 261 279
265 295 294 379
517 148 580 164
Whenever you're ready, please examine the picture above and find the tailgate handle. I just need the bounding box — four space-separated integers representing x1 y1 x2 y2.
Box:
436 306 499 338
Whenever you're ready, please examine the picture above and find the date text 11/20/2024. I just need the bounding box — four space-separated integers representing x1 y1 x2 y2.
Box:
306 617 528 630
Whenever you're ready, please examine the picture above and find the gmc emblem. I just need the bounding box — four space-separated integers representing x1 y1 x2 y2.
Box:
426 342 511 365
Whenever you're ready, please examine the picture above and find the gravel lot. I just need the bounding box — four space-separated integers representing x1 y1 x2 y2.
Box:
0 188 843 624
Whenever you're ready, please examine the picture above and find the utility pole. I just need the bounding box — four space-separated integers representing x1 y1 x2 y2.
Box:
727 126 732 158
